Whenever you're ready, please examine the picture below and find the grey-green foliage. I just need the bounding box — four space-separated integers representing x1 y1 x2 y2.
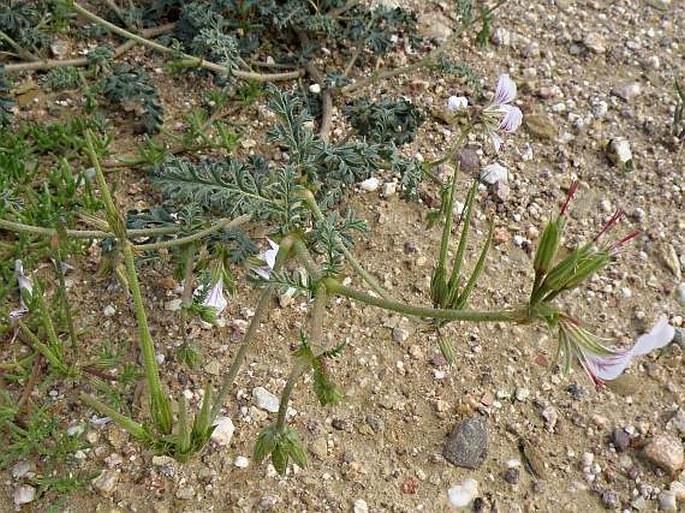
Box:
344 96 424 146
101 64 164 134
0 66 14 127
151 88 426 233
44 66 80 91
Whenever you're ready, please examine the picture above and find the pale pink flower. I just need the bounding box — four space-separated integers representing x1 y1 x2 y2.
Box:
254 239 279 280
203 279 228 315
483 74 523 152
559 316 675 386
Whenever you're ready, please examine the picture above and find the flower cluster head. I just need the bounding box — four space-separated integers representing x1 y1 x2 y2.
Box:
482 74 523 152
446 74 523 152
557 315 675 387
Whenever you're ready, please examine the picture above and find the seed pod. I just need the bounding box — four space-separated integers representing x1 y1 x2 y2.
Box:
534 217 564 276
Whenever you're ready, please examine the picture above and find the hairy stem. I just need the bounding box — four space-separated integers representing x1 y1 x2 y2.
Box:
85 130 171 434
299 190 394 301
80 393 148 440
276 285 327 430
134 215 250 252
0 218 181 239
4 24 175 73
324 278 528 324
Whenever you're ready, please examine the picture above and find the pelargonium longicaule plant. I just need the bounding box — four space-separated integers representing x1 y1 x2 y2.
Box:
1 74 678 475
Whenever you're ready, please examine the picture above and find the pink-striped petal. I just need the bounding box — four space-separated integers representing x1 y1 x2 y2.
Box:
630 317 675 356
203 280 228 315
499 105 523 133
583 349 632 382
493 74 517 105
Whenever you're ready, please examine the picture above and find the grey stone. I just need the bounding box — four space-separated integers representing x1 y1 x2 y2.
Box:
643 434 684 473
443 417 488 469
611 427 631 452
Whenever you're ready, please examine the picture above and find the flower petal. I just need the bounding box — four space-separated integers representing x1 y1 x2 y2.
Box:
499 105 523 133
493 74 517 105
203 280 228 315
630 317 675 356
489 131 503 153
255 239 279 279
447 95 468 112
583 349 633 382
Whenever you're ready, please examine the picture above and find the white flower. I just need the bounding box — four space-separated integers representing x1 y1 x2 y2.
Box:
254 239 279 280
560 316 675 385
447 95 468 112
9 260 33 321
482 74 523 152
203 279 228 315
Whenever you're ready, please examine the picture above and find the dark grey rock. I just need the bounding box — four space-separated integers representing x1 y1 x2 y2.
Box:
611 428 631 452
601 489 620 509
503 468 520 484
443 417 488 470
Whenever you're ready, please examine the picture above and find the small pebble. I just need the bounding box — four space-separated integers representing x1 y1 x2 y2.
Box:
643 434 684 473
13 485 36 506
211 416 235 446
480 163 508 185
252 387 280 413
503 468 520 485
601 490 620 509
92 469 119 496
353 499 369 513
103 305 116 317
658 491 677 512
360 177 380 192
234 456 249 468
611 427 631 452
447 478 479 508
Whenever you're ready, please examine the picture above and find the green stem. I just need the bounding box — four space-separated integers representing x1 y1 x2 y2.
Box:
80 393 148 440
276 285 327 430
448 179 477 290
438 162 460 271
85 130 171 434
0 218 181 239
134 215 250 252
53 247 79 359
324 278 528 324
299 190 394 301
71 2 303 82
17 321 71 376
210 237 294 421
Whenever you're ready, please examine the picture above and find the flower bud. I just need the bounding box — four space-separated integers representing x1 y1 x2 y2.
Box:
533 217 563 276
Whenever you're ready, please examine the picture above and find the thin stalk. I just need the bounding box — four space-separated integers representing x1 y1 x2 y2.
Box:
71 2 303 82
53 248 79 358
324 278 529 324
80 393 148 440
134 215 250 252
17 321 70 376
277 285 327 430
85 130 171 435
299 190 394 301
438 162 461 272
179 244 197 341
447 180 478 292
0 30 39 62
455 219 494 309
210 238 294 421
0 218 183 239
292 239 321 282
